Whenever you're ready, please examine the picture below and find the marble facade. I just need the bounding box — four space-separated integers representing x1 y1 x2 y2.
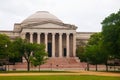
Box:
0 11 93 58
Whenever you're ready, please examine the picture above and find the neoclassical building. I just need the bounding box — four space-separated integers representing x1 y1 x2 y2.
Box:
0 11 93 58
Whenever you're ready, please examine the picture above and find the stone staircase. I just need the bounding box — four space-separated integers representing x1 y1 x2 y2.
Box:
9 57 87 70
8 57 106 70
40 57 82 68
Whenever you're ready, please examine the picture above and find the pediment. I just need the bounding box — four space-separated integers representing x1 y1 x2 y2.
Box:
23 23 72 29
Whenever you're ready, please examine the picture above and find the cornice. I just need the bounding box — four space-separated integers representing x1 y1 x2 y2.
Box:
21 20 77 30
77 32 97 34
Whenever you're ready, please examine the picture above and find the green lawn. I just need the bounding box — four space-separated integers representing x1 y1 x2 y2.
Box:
0 75 120 80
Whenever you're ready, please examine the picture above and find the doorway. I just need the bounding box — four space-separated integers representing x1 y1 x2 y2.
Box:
63 48 66 57
48 43 52 57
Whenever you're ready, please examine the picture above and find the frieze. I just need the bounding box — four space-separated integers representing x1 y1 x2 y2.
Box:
21 20 77 30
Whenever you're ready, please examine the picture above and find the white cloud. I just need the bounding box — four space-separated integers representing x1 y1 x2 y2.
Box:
0 0 120 32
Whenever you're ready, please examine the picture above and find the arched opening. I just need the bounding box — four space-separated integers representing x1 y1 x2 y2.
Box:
33 33 37 43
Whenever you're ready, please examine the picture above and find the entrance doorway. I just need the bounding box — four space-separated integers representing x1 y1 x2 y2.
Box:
63 48 66 57
48 43 52 57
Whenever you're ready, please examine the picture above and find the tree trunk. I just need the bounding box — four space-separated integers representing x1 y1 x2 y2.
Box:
5 64 7 71
13 62 16 71
106 64 108 71
114 66 115 71
87 63 89 71
27 61 30 71
114 59 115 71
39 65 40 71
95 64 98 71
8 64 9 71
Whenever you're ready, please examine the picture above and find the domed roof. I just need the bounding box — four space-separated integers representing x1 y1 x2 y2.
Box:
22 11 62 25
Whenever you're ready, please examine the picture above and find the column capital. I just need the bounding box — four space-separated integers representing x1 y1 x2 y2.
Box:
66 33 70 36
59 33 63 35
37 32 41 35
45 32 48 35
52 33 56 35
30 32 33 35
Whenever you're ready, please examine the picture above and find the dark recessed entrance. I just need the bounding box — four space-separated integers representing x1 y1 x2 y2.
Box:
63 48 66 57
48 43 52 57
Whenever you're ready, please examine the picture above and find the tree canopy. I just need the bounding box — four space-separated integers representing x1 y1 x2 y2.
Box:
30 43 47 71
101 10 120 59
12 38 47 71
80 33 108 71
0 34 11 65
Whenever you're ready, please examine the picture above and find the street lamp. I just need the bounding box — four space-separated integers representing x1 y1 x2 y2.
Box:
5 44 8 71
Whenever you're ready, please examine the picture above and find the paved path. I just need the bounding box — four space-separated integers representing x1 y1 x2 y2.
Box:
0 70 120 77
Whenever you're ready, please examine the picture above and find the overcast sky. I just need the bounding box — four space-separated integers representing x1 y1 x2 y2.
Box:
0 0 120 32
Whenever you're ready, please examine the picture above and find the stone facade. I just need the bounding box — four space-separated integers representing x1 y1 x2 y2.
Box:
0 11 94 58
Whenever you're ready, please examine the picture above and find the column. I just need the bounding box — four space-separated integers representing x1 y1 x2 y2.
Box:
37 33 41 44
66 33 70 57
59 33 62 57
73 33 76 57
52 33 55 57
30 32 33 43
45 33 48 52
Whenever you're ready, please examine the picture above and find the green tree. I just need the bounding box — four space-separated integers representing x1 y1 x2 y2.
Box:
13 38 47 71
31 44 47 71
101 10 120 60
85 44 107 71
13 38 36 71
76 40 86 62
76 46 84 59
87 33 102 45
0 34 11 67
76 40 88 70
8 41 23 70
84 33 107 71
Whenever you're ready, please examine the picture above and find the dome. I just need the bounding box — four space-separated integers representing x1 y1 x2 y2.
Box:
22 11 62 25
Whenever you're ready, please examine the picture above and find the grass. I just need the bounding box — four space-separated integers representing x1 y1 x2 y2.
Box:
0 70 120 80
0 75 120 80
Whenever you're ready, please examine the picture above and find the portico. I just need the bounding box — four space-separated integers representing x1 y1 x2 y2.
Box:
23 32 76 58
